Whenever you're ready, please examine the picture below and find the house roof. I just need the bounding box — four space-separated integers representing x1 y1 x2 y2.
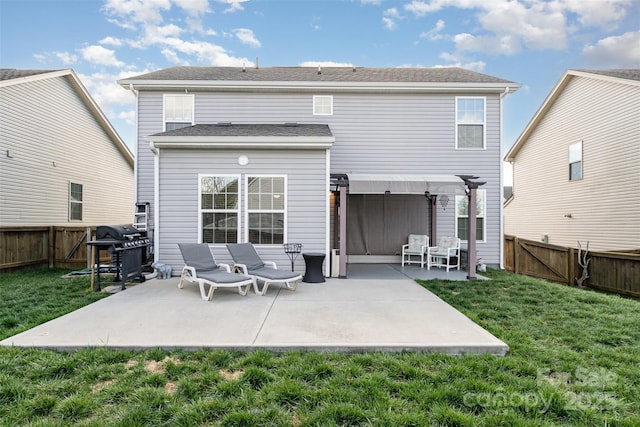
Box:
152 123 333 138
119 66 519 93
505 68 640 162
0 69 134 168
0 69 57 81
146 123 334 150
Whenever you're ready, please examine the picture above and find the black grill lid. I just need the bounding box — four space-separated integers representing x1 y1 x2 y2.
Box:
96 225 141 241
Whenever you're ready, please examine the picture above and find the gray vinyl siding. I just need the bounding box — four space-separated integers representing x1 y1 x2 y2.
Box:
156 148 328 274
504 75 640 251
0 75 133 226
137 90 504 265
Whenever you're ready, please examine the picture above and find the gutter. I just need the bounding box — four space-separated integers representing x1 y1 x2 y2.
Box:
499 86 511 270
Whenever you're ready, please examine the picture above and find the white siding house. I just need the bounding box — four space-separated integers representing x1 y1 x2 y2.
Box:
119 66 519 275
0 69 134 227
504 69 640 251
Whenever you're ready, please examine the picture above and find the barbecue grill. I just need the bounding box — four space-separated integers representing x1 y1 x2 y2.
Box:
87 225 151 291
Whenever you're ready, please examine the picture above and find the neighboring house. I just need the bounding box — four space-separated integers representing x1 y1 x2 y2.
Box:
504 69 640 251
0 69 134 227
119 66 519 276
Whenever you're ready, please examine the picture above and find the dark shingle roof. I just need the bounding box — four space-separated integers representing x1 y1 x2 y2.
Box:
123 66 516 84
0 69 58 81
575 69 640 82
151 123 333 138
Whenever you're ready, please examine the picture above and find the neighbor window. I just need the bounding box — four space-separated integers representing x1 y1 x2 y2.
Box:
164 94 194 131
199 175 239 244
313 95 333 115
569 141 582 180
455 189 486 242
69 182 83 221
246 176 286 245
456 97 485 149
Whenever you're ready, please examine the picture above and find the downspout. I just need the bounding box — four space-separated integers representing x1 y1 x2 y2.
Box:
127 84 139 204
499 86 510 270
152 141 160 261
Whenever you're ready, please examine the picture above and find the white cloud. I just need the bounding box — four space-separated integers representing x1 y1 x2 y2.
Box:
162 37 251 66
102 0 171 27
161 48 184 64
218 0 248 13
100 36 123 46
583 31 640 67
81 45 125 67
453 33 522 55
173 0 210 16
117 109 136 126
33 51 78 65
437 51 486 71
402 0 636 57
420 19 446 40
383 8 401 30
77 70 139 115
233 28 261 48
562 0 631 29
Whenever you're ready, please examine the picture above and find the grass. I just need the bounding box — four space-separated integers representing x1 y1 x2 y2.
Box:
0 268 639 425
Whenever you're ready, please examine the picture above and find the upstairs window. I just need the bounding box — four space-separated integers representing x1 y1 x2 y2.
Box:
247 176 286 245
313 95 333 115
164 94 194 131
456 97 485 149
455 189 486 242
569 141 583 181
199 175 239 244
69 182 83 221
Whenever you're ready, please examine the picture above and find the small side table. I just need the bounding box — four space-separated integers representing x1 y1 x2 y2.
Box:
302 252 326 283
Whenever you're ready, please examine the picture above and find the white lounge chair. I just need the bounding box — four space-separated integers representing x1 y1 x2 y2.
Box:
177 243 254 301
402 234 429 268
427 236 461 271
226 243 302 295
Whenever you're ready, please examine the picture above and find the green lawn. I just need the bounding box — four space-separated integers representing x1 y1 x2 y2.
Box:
0 268 639 426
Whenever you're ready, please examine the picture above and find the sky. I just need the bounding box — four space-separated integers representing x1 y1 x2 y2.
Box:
1 0 639 184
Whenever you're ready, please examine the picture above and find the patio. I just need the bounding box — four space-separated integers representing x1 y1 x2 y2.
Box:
0 264 506 355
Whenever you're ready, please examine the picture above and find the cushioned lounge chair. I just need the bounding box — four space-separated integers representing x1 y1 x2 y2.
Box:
402 234 429 268
177 243 254 301
226 243 302 295
427 236 461 271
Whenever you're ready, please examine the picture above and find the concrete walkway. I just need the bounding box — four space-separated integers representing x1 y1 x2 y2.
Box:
0 265 507 355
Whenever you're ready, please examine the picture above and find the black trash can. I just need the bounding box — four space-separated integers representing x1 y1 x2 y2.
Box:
302 252 326 283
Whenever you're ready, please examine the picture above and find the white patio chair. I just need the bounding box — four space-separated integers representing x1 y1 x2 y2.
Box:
401 234 429 268
427 236 461 271
226 243 303 295
177 243 255 301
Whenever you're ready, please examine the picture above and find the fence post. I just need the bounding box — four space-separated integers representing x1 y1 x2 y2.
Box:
48 226 55 269
567 247 575 286
86 227 92 269
514 236 520 274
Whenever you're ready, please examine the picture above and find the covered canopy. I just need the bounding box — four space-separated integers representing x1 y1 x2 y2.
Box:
346 173 466 195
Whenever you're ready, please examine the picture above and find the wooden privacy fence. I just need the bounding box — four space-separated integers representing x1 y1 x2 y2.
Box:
0 226 107 272
505 235 640 298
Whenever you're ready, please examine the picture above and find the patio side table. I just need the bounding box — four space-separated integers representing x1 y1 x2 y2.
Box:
302 252 326 283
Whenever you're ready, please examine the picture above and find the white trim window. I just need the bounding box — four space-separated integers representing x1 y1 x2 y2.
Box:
313 95 333 115
69 182 83 221
569 141 583 181
199 175 240 244
164 94 194 131
456 96 486 149
455 189 486 242
246 175 286 245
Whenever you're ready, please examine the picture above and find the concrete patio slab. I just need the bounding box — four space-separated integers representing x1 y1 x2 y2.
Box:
0 268 507 355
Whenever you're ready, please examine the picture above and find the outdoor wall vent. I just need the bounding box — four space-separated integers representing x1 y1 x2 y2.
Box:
284 122 298 127
217 122 232 127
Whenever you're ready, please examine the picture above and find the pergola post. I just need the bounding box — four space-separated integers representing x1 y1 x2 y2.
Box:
339 184 347 278
457 175 485 280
